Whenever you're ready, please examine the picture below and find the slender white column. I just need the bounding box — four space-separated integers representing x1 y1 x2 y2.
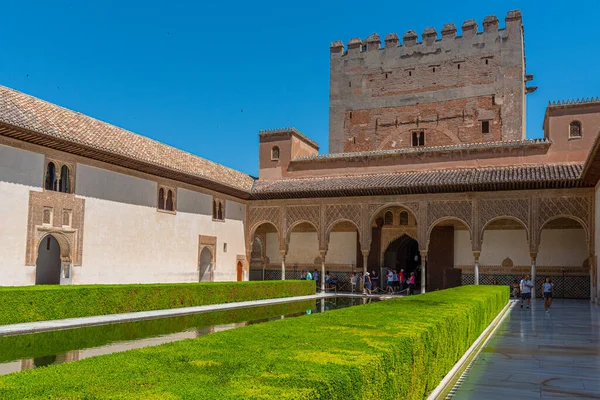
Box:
280 250 286 280
420 250 427 294
474 251 480 285
320 251 326 292
530 253 537 299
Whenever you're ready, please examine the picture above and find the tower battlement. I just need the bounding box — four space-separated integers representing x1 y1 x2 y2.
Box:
328 10 528 154
330 11 521 55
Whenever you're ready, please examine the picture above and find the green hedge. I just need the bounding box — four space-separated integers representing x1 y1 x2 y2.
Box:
0 286 508 399
0 281 315 325
0 299 316 364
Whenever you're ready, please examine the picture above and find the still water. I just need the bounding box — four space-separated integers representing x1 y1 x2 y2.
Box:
0 296 378 375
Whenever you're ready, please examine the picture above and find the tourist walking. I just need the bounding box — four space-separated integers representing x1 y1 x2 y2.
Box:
511 279 520 300
519 274 533 309
386 269 394 294
305 270 312 280
371 270 379 292
543 277 554 312
392 270 399 293
363 272 372 295
398 269 405 292
408 272 416 295
350 272 357 293
313 269 319 285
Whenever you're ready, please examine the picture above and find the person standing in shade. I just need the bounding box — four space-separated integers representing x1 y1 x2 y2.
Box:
313 269 319 288
371 270 379 293
363 272 372 295
520 274 533 309
350 272 357 293
398 269 405 292
542 277 554 312
305 270 312 281
386 269 394 294
408 272 416 295
392 270 399 293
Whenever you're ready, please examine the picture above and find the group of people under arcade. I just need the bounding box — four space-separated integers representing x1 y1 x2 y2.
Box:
301 268 417 296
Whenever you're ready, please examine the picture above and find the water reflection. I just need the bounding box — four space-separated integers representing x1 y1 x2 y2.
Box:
0 296 378 375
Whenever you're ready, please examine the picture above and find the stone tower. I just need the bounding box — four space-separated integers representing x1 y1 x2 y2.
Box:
328 10 534 154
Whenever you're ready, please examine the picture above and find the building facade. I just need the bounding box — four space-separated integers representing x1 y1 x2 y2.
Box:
0 10 599 302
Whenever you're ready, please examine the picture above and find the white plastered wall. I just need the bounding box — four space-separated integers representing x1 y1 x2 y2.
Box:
454 228 587 266
0 182 39 285
266 231 357 266
75 197 246 284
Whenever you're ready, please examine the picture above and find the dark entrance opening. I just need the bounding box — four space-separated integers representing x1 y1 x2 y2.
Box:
35 235 61 285
382 235 420 290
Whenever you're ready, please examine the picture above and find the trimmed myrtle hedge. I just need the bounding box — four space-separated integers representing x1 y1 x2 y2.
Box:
0 299 316 364
0 286 508 399
0 281 315 325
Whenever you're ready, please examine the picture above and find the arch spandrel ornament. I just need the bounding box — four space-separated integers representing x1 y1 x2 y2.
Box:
324 204 363 247
367 202 420 243
477 198 531 248
248 206 281 237
285 205 321 244
536 196 592 249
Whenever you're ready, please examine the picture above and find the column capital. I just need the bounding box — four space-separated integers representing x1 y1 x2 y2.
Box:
530 252 537 262
279 249 287 258
420 249 428 259
361 249 370 257
473 251 481 262
319 249 327 258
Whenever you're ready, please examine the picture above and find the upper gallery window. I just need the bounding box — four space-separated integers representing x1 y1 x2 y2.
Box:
481 120 490 134
384 211 393 226
157 186 176 212
569 121 582 138
45 161 73 193
213 198 225 221
412 131 425 147
271 146 280 161
399 211 409 225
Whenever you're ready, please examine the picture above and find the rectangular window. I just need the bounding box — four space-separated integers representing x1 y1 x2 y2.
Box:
412 131 425 147
482 120 490 134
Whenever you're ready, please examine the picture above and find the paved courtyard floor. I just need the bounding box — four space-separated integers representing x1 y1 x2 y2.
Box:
452 299 600 399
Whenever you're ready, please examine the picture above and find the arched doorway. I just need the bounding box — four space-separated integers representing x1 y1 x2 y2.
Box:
199 247 213 282
36 235 62 285
383 235 420 290
237 261 243 282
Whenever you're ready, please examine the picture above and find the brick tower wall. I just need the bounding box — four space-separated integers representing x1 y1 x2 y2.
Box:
329 11 526 154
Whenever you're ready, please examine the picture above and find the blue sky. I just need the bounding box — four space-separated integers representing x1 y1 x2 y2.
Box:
1 0 599 176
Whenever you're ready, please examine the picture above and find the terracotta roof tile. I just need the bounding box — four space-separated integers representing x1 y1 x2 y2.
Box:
0 85 254 193
251 164 587 199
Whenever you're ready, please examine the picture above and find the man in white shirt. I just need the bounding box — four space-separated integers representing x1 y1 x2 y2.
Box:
519 275 533 309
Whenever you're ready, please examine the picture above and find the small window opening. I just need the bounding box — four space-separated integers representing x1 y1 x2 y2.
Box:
569 121 582 138
223 243 228 252
218 203 223 220
385 73 388 79
349 81 351 87
485 59 489 65
166 190 174 211
59 165 71 193
45 162 57 191
349 112 353 119
271 146 280 161
457 63 461 70
212 200 217 219
158 188 165 210
432 67 436 73
409 71 412 77
384 211 393 226
412 131 425 147
352 137 356 144
482 120 490 134
399 211 409 225
492 95 496 105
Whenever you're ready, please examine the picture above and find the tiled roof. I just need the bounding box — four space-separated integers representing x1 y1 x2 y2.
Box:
259 127 319 149
251 164 587 199
0 85 255 194
293 138 551 162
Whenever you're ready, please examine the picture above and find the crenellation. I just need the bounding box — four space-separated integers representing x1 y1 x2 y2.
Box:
441 23 457 40
384 33 399 48
365 33 381 52
403 30 418 47
330 40 344 56
347 38 362 54
483 15 499 33
461 20 478 39
422 27 437 46
505 9 522 22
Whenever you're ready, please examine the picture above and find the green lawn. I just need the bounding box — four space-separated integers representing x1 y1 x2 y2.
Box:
0 286 508 399
0 281 315 325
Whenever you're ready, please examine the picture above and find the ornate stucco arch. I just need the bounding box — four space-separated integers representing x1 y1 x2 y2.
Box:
426 216 473 251
479 215 530 251
286 220 321 251
537 214 590 251
37 231 72 262
324 218 361 253
367 202 420 245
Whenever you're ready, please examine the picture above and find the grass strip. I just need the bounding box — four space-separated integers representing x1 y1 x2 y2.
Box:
0 286 508 399
0 281 315 325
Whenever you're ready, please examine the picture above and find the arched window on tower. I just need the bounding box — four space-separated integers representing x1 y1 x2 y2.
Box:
384 211 393 226
158 188 165 210
218 202 223 220
569 121 582 138
212 200 217 219
166 190 174 211
399 211 409 225
59 165 71 193
271 146 280 161
45 162 57 191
